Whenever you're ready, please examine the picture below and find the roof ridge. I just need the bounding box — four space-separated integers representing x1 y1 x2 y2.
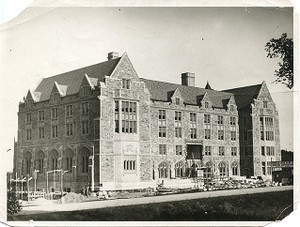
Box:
42 57 121 80
222 83 262 92
140 78 231 95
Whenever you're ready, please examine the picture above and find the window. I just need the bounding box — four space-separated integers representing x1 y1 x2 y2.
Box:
51 93 59 101
39 127 45 139
265 117 274 141
51 108 58 119
231 162 238 175
82 86 90 96
81 102 89 115
176 145 182 155
219 162 227 177
230 117 236 126
38 110 44 121
204 101 209 108
25 159 31 174
219 146 225 156
114 101 119 133
175 98 180 105
175 111 182 138
218 130 224 140
190 113 197 139
50 158 58 170
204 146 211 156
52 125 58 138
121 101 137 133
159 144 167 155
217 116 224 140
260 117 274 141
159 110 166 137
229 105 234 111
261 146 265 156
158 162 169 178
231 147 237 156
262 162 266 175
217 116 223 125
82 121 89 134
204 114 211 140
66 123 73 136
266 146 275 156
124 159 136 171
37 159 44 173
263 101 268 108
65 105 73 117
260 117 264 140
122 78 130 89
230 131 236 141
26 113 32 123
26 129 32 140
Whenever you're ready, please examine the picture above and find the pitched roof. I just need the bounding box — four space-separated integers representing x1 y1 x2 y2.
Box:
35 57 121 101
141 78 233 109
222 83 262 110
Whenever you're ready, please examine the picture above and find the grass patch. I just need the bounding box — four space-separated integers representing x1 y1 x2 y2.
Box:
11 190 293 221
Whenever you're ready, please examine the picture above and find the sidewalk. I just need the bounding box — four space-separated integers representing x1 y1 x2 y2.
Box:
20 185 293 215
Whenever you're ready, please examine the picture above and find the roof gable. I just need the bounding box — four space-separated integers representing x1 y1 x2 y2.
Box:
257 81 273 102
110 52 139 81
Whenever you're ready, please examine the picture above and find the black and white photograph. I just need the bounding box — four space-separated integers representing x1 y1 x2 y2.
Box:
0 0 297 226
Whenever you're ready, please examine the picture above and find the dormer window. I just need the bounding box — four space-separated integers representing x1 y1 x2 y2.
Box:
230 105 234 111
205 101 209 108
175 98 180 105
263 101 268 108
122 78 130 89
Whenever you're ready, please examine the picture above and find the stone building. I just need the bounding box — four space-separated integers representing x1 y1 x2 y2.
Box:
14 52 280 192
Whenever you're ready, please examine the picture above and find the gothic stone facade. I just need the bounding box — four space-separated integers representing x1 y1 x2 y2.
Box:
14 52 280 192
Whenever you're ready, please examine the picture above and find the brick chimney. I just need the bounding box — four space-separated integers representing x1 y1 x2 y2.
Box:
107 52 119 60
181 72 195 86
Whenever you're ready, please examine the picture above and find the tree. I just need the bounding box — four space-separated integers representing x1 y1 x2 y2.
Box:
265 33 293 89
7 181 21 219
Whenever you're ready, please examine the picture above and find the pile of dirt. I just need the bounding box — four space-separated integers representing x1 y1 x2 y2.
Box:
62 192 87 203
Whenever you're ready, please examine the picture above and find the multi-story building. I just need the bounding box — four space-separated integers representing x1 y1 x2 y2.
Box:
13 52 280 192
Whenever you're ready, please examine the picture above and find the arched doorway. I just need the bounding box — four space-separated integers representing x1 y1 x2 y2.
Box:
158 162 169 178
48 149 59 171
35 150 45 173
63 148 74 173
175 161 185 178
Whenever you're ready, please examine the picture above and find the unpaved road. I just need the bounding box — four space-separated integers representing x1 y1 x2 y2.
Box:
19 185 293 215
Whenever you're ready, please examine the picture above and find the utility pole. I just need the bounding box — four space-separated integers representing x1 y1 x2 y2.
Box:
34 170 39 195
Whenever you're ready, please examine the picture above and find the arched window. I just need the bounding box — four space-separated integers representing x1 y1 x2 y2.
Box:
79 147 90 173
48 149 59 171
231 162 238 176
63 148 74 173
35 150 45 173
23 151 32 175
175 161 185 177
158 162 169 178
203 162 212 179
219 162 227 178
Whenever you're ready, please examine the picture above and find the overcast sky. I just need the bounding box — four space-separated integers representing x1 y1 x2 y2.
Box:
0 5 294 172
